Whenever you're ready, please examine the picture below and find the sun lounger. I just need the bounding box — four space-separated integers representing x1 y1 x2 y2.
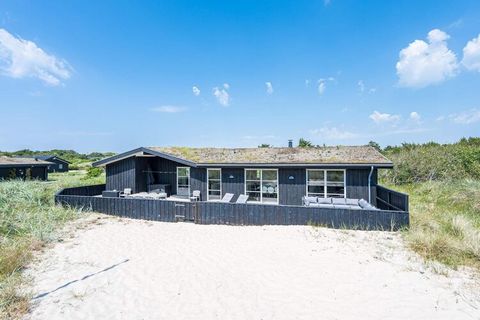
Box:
236 194 248 204
220 193 234 203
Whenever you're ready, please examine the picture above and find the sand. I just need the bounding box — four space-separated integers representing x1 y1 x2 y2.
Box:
25 215 479 320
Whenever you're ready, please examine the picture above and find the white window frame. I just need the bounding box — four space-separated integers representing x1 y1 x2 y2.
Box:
244 168 279 204
306 169 346 198
176 167 190 196
207 168 222 201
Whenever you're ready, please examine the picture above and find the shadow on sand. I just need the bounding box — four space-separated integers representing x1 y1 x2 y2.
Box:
33 258 130 300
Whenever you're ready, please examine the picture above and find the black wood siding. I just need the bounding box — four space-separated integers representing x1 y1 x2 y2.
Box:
279 168 306 205
221 168 244 202
106 157 137 192
191 168 207 201
346 169 377 205
104 157 379 205
0 166 48 180
47 159 69 172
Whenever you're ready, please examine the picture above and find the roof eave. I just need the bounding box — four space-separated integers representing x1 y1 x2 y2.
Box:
198 162 394 168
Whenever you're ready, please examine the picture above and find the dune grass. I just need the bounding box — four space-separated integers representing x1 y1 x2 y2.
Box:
392 179 480 270
0 171 104 319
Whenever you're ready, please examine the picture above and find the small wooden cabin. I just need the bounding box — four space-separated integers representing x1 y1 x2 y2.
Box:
0 157 52 180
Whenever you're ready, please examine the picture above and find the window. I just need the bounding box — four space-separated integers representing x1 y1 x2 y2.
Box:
207 169 222 201
177 167 190 196
306 169 345 198
245 169 278 204
59 164 63 170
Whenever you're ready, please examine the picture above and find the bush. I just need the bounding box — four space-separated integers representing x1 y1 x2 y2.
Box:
84 167 103 179
380 138 480 184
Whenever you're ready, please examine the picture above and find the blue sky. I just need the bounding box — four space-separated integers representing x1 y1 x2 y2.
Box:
0 0 479 153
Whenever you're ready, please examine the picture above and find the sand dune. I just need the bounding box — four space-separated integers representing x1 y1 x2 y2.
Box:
25 215 479 320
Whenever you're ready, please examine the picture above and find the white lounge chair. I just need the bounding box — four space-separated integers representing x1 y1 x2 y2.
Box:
236 194 248 204
220 193 234 203
190 190 201 202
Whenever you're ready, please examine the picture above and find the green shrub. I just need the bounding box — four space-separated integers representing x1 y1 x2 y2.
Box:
380 138 480 184
84 166 103 179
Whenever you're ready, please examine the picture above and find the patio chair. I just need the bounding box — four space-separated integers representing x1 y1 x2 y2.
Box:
190 190 201 202
236 194 248 204
220 193 234 203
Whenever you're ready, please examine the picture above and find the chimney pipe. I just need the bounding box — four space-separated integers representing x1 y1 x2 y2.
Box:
288 140 293 148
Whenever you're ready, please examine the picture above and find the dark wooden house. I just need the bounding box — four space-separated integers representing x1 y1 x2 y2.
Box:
22 155 70 172
93 145 393 206
0 156 52 181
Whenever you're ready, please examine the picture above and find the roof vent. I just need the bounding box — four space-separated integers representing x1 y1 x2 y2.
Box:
288 140 293 148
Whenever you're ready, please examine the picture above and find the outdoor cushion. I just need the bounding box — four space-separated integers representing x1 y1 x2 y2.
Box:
346 198 360 206
333 204 350 209
332 198 346 205
358 199 369 208
317 197 332 204
309 203 334 208
304 196 318 204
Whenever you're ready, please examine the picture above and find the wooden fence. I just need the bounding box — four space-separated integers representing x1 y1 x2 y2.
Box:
55 184 409 231
376 185 409 212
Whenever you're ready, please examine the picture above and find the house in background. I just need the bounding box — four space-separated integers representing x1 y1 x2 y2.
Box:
0 157 52 180
92 144 393 206
21 155 70 172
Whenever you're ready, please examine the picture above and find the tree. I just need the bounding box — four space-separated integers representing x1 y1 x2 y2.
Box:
298 138 313 148
258 144 271 148
368 141 381 152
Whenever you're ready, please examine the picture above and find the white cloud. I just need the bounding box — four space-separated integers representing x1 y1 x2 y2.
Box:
318 80 326 95
369 111 401 124
213 86 230 106
462 34 480 72
192 86 200 96
396 29 458 88
150 105 186 113
265 81 273 94
450 109 480 124
310 127 358 140
358 80 376 94
305 79 310 87
223 83 230 90
358 80 365 93
409 111 421 123
0 28 72 86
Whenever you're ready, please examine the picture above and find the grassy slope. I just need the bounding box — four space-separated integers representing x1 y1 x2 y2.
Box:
379 138 480 270
392 180 480 269
0 171 104 318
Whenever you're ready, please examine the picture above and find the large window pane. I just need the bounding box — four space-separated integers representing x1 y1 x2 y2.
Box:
327 171 344 182
308 185 324 195
246 192 260 202
307 170 345 198
308 170 324 182
246 181 261 192
246 169 261 180
208 169 221 180
177 167 190 196
262 170 277 181
207 169 221 201
245 169 278 203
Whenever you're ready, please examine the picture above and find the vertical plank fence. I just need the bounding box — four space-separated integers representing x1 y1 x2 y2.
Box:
55 184 409 231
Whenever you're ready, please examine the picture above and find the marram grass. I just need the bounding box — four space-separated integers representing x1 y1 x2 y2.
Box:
0 171 103 319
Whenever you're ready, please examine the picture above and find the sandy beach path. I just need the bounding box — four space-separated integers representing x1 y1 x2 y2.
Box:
25 215 479 320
